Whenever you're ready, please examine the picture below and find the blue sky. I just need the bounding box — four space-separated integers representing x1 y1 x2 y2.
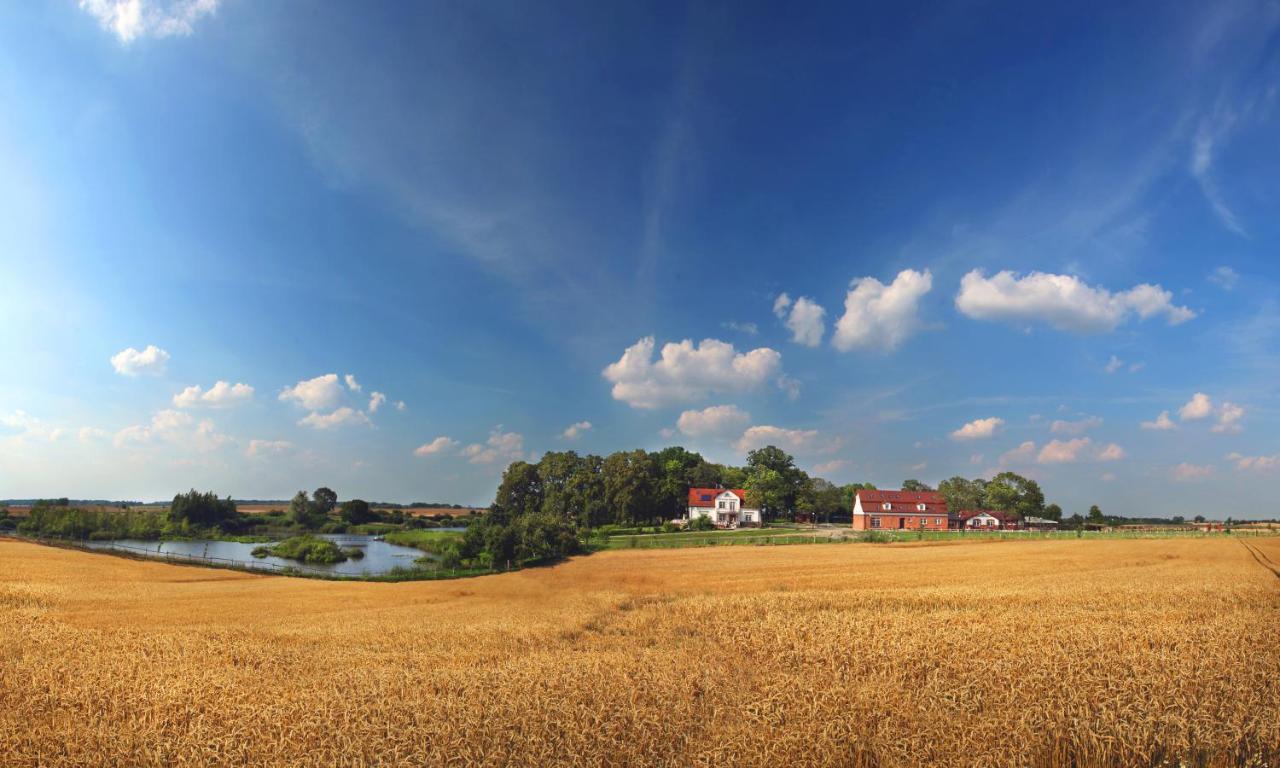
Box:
1 1 1278 515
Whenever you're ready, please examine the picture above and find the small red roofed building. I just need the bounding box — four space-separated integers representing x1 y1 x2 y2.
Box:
686 488 762 529
953 509 1017 530
852 489 948 531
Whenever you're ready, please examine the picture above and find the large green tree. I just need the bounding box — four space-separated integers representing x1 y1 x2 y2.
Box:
651 446 719 520
603 449 658 525
937 476 987 512
312 487 338 514
495 461 543 521
983 472 1045 521
744 445 806 520
797 477 844 523
901 479 933 492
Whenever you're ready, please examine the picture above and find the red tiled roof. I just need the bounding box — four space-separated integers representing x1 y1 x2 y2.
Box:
855 489 948 514
687 488 746 507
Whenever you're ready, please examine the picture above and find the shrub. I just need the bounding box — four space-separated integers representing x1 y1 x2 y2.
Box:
688 516 716 532
257 536 347 564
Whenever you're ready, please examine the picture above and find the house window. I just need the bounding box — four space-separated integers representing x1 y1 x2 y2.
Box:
718 501 725 509
882 502 892 511
917 503 926 511
870 517 881 528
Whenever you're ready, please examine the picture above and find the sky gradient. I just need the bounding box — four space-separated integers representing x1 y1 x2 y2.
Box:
2 1 1278 516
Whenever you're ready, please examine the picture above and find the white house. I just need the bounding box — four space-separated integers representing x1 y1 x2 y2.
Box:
685 488 761 528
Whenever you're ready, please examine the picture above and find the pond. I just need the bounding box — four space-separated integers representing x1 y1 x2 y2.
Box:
83 534 441 577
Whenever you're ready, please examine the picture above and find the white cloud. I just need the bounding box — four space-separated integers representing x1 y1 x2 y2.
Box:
1211 402 1244 433
602 336 783 409
79 0 219 44
776 374 801 401
1050 416 1102 436
246 439 293 457
1141 411 1177 430
345 374 362 392
78 427 108 443
1191 121 1246 237
998 441 1038 466
298 407 371 430
734 425 839 455
1037 438 1092 464
676 405 750 437
1208 266 1239 290
954 270 1196 332
172 380 254 408
414 436 459 457
950 417 1004 441
368 391 387 413
832 269 932 352
1104 355 1124 374
114 409 232 450
810 459 851 476
1096 443 1126 462
395 400 407 412
775 295 826 347
462 428 524 464
1179 392 1213 421
279 374 344 411
1171 462 1214 482
1227 452 1279 471
721 320 758 335
0 411 66 443
561 421 592 440
110 344 170 377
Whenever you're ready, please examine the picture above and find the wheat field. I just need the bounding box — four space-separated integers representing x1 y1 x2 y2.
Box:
2 536 1277 767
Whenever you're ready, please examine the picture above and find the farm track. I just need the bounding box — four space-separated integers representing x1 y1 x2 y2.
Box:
1240 539 1280 579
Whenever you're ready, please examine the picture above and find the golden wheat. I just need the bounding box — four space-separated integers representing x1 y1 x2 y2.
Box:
1 536 1277 767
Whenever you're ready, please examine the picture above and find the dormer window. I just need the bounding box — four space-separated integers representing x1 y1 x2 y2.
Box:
882 502 892 511
917 503 927 511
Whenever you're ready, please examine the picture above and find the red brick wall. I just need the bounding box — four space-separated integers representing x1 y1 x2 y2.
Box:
854 514 948 531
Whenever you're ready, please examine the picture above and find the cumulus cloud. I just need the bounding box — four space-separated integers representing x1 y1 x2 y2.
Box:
110 344 170 377
298 407 371 430
368 391 387 413
246 439 293 457
344 374 362 392
676 405 750 438
1211 402 1244 433
172 381 254 408
1096 443 1127 462
1207 266 1239 290
954 270 1196 333
1050 416 1102 436
79 0 219 44
1226 452 1279 471
774 294 826 347
832 269 932 352
1037 438 1092 464
602 337 783 409
395 400 407 412
462 428 524 464
1179 392 1213 421
279 374 344 411
951 417 1004 441
1171 462 1214 482
998 441 1038 466
735 425 839 455
1104 355 1124 374
810 459 851 476
0 411 66 443
414 436 459 457
114 409 230 450
1141 411 1177 430
561 421 592 440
